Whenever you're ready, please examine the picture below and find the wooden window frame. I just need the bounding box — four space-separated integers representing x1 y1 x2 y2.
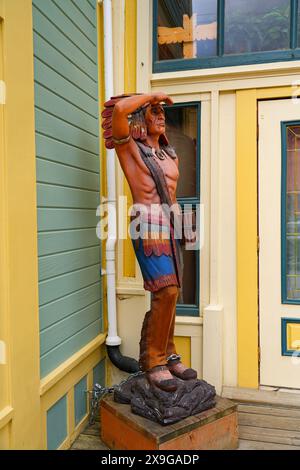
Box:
164 102 201 317
153 0 300 73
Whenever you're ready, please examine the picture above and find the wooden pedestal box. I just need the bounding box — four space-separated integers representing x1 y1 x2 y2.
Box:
100 395 238 450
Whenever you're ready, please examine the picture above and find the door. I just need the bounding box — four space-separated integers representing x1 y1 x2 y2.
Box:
259 98 300 388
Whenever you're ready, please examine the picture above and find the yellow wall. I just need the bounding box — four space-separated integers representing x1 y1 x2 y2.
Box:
0 0 107 449
0 0 41 449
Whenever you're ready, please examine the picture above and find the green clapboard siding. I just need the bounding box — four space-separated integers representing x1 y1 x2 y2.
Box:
32 0 102 379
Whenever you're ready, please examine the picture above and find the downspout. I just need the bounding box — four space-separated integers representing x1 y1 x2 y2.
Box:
99 0 139 373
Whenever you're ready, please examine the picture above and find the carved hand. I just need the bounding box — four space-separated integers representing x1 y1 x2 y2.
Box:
150 92 174 106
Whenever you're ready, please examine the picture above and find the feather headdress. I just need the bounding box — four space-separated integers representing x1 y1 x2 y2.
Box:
101 93 169 150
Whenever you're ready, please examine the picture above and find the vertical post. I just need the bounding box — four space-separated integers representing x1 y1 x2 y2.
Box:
217 0 225 56
290 0 298 50
1 0 42 448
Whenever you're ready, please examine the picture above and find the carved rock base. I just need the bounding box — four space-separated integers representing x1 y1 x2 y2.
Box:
114 373 216 425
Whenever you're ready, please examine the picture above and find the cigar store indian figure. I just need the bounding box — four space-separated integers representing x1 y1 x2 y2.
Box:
102 93 197 393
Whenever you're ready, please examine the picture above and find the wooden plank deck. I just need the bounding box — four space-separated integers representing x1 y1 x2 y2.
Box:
71 416 109 450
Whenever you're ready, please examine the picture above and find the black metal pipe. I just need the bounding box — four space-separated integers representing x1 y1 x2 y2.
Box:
106 345 140 373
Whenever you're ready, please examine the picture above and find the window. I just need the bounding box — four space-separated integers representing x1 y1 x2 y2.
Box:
164 103 201 316
153 0 300 72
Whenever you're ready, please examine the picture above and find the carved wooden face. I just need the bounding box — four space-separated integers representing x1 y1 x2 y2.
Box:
144 104 166 136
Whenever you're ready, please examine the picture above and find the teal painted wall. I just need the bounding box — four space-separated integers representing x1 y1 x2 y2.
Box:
32 0 102 378
47 395 67 450
74 375 88 426
93 359 106 386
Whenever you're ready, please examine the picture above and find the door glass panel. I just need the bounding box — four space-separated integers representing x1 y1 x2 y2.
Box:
286 125 300 300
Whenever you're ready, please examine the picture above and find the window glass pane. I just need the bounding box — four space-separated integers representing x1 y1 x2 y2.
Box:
165 105 198 198
224 0 290 54
157 0 217 61
163 103 200 308
285 126 300 300
298 3 300 47
178 248 197 305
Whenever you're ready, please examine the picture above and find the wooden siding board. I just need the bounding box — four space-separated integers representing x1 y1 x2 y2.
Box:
35 110 99 155
33 33 97 98
39 245 100 281
39 282 101 330
40 301 101 355
34 58 98 118
38 228 100 256
40 320 101 378
37 208 99 231
32 5 97 79
35 134 99 173
52 0 97 45
37 184 100 210
38 264 100 307
33 0 97 59
87 0 96 10
71 0 97 27
36 159 99 190
34 83 99 137
39 245 101 281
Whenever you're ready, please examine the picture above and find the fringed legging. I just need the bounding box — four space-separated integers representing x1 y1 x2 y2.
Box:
139 285 179 371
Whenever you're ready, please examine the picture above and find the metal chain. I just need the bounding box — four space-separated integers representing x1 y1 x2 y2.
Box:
86 371 144 425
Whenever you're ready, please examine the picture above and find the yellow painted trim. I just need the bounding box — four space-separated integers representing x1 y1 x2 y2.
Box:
236 89 259 389
0 9 9 415
71 414 89 441
256 86 294 99
67 389 74 444
0 406 13 431
123 0 137 278
174 336 191 368
0 422 10 449
1 0 41 449
40 335 106 396
97 1 108 333
236 85 300 389
41 406 47 450
57 437 70 451
151 62 300 87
